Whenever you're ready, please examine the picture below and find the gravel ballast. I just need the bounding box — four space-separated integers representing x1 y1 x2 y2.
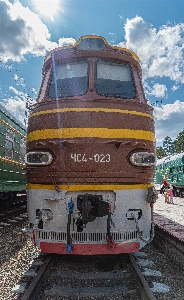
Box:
0 219 40 299
0 209 184 299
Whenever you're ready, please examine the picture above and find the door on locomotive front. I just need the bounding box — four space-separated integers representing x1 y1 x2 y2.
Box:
25 35 157 255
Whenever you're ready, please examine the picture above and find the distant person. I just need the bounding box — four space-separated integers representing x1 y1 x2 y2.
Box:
160 184 165 195
163 174 169 203
169 184 174 204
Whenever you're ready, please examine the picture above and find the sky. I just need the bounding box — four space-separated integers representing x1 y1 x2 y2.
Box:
0 0 184 147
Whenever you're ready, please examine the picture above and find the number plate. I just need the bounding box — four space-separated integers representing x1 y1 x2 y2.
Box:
71 153 110 163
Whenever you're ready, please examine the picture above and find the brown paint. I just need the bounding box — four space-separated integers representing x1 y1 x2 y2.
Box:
26 36 156 185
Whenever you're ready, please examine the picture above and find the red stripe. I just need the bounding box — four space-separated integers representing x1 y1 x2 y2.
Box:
32 230 36 247
40 241 140 255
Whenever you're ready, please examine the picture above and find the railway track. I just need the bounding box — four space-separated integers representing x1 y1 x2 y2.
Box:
0 193 27 223
1 206 182 299
21 253 156 300
0 204 27 223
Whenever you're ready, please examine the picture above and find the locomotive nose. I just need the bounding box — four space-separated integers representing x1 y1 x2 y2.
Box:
25 34 156 255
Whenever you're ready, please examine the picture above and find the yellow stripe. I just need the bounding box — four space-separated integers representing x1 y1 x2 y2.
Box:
0 119 26 139
27 128 155 142
27 183 153 191
29 107 153 120
0 156 26 167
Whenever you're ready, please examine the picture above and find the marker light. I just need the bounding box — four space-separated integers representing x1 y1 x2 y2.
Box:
130 152 156 166
25 152 53 165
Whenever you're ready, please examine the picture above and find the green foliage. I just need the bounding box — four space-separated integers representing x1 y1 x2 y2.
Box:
156 146 166 159
174 130 184 153
163 136 175 156
157 129 184 158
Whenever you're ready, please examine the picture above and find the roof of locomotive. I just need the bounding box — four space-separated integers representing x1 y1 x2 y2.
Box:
0 102 26 132
156 152 184 166
44 35 140 64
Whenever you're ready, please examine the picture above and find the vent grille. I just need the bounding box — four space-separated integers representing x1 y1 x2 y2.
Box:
38 231 67 241
37 230 138 243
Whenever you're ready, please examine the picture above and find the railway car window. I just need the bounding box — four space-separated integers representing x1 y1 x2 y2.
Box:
172 175 178 183
48 61 88 98
96 61 136 98
5 129 14 159
178 174 183 182
19 138 26 163
5 140 13 159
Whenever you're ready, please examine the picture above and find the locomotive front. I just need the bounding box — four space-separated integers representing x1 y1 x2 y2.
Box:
25 35 157 254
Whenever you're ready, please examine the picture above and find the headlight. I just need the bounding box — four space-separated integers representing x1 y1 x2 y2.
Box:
25 152 53 165
130 152 156 166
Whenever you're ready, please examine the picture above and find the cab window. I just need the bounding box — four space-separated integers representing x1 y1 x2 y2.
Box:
96 61 136 99
48 61 89 98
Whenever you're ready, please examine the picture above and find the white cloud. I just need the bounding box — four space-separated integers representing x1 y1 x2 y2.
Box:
108 32 116 44
3 96 26 123
13 74 26 88
0 0 58 62
58 37 76 47
145 83 167 98
13 74 19 81
117 16 184 145
2 84 30 123
171 85 180 92
118 16 184 84
31 87 37 96
154 100 184 143
9 85 25 97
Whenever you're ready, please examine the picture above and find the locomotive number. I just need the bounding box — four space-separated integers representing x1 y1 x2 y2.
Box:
71 153 110 163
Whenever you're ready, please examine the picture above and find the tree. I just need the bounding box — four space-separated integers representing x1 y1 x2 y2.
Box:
174 130 184 153
156 146 166 159
162 136 175 156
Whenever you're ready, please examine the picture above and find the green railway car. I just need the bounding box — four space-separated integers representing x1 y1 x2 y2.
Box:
154 152 184 197
0 103 27 210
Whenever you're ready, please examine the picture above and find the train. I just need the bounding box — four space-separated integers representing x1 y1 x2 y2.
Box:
25 35 157 255
154 152 184 197
0 103 27 211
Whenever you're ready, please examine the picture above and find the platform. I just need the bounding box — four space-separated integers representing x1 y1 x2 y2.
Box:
153 195 184 244
154 194 184 226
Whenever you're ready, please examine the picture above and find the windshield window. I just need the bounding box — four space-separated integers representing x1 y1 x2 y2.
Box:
96 61 136 98
48 61 88 98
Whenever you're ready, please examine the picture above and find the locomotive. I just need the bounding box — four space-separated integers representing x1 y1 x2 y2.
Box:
25 35 157 255
0 103 27 211
154 152 184 197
